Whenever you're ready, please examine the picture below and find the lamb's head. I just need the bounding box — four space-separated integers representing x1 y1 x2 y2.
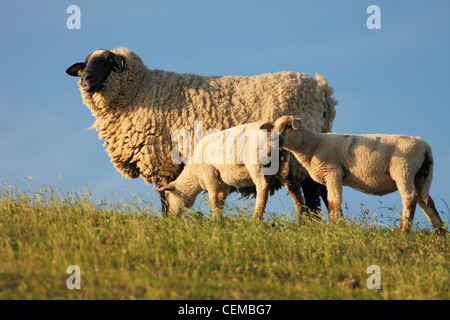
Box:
260 116 304 150
156 181 196 216
66 49 125 93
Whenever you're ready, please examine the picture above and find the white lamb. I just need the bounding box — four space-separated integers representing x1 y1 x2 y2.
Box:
157 122 304 219
260 116 447 234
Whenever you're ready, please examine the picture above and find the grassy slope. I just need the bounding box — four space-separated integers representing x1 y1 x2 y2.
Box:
0 184 448 299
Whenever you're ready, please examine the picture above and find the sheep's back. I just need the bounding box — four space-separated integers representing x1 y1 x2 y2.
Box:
178 71 335 133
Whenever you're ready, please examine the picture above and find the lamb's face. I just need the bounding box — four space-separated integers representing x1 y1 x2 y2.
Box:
157 182 192 216
66 49 125 93
165 191 186 216
260 116 303 150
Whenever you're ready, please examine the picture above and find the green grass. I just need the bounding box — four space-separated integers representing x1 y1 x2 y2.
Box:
0 182 448 299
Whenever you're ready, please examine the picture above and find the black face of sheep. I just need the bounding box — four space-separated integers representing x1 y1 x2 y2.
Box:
66 49 125 93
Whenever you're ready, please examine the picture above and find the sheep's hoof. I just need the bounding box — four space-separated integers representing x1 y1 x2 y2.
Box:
435 227 448 236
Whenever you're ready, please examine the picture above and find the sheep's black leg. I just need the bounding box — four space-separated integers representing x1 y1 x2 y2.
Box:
300 176 324 219
159 192 169 217
158 177 170 217
319 183 329 211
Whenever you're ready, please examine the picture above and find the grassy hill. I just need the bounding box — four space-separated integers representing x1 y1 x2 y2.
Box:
0 182 448 299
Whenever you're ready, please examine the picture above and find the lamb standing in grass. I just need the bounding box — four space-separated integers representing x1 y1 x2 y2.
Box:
66 48 337 213
157 122 305 219
261 116 447 234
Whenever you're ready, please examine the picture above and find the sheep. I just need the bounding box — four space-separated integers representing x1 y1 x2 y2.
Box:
260 116 447 234
156 121 305 219
66 47 337 213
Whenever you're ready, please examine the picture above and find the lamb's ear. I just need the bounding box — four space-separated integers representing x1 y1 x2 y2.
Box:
260 122 274 131
273 116 293 131
156 182 176 193
66 62 86 77
292 118 302 130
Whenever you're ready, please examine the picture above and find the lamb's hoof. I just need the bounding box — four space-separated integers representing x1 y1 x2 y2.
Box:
252 214 264 222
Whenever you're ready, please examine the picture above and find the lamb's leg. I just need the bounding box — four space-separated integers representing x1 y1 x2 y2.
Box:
253 180 270 221
394 172 420 232
282 177 305 222
399 192 417 233
417 196 447 235
208 192 221 218
216 188 228 217
208 187 228 219
324 171 344 224
414 166 447 235
327 197 343 224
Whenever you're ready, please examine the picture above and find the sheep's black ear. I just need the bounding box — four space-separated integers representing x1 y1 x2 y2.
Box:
260 122 274 131
66 62 86 77
156 182 176 193
111 55 125 72
292 118 302 130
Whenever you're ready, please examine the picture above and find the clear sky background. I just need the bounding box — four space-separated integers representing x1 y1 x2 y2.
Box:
1 1 449 228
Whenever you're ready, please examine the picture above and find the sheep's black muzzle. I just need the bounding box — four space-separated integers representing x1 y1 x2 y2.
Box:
81 72 102 93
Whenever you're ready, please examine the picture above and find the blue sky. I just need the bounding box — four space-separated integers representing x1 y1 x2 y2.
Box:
1 1 449 227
